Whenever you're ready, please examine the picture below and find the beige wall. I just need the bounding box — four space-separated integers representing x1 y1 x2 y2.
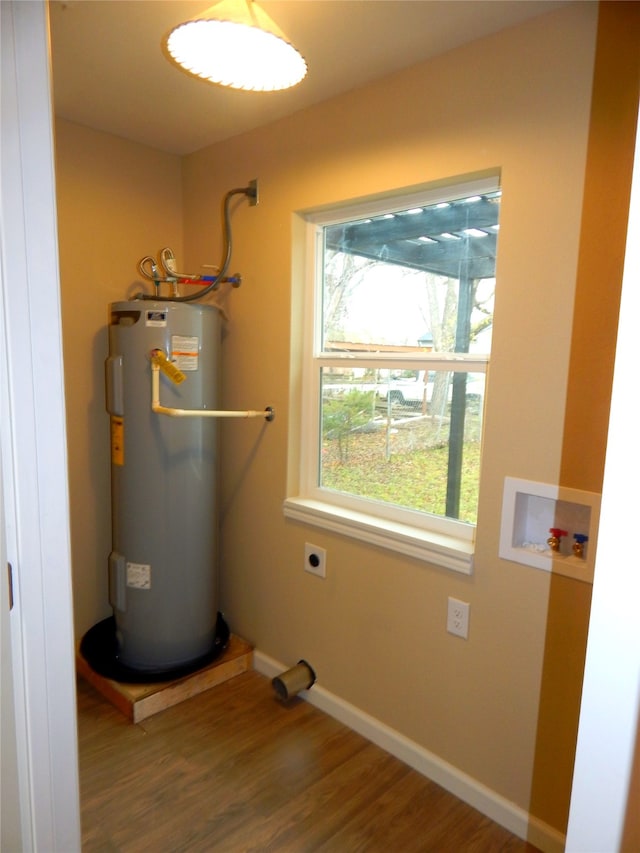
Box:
180 3 601 834
55 120 183 636
54 1 638 841
531 0 640 833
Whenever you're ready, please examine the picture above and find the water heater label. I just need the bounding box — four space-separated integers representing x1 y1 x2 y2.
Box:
145 310 168 327
111 416 124 466
126 562 151 589
151 349 186 384
171 335 199 371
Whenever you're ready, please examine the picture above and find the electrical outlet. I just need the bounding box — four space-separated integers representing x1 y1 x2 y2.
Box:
447 597 470 639
304 543 326 578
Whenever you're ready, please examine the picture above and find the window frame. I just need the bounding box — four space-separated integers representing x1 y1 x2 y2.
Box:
284 176 500 574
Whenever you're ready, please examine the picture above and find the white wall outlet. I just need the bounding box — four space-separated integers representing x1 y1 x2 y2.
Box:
304 543 326 578
447 597 470 639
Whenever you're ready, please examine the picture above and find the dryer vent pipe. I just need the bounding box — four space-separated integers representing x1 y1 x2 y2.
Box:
272 660 316 701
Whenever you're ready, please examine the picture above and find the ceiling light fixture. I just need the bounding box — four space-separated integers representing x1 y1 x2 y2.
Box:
164 0 307 92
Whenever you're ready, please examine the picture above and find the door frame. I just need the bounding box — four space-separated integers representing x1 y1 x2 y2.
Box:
0 2 81 849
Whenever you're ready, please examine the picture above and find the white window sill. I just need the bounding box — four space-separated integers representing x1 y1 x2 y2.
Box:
283 497 474 575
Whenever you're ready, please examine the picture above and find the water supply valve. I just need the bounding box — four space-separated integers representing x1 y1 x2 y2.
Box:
573 533 589 559
547 527 568 553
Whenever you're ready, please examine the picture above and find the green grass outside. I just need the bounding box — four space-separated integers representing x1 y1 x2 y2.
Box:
321 429 481 524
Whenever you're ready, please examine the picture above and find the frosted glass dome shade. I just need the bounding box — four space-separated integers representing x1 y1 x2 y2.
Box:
165 2 307 92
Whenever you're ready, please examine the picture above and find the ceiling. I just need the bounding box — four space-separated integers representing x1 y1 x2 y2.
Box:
49 0 566 157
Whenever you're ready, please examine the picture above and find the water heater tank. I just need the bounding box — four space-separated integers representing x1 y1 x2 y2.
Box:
106 300 221 674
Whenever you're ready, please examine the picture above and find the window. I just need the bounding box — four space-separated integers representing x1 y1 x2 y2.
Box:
285 176 501 573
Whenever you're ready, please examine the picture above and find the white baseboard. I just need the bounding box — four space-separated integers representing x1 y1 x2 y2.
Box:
254 650 565 853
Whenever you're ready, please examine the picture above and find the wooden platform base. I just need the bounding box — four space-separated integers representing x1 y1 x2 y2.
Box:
76 634 253 723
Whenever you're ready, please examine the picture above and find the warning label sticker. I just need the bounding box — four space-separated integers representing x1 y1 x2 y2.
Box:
151 349 186 385
171 335 199 371
111 416 124 466
126 562 151 589
146 310 168 327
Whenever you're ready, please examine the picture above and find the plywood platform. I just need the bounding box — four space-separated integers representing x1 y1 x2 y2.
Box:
76 634 253 723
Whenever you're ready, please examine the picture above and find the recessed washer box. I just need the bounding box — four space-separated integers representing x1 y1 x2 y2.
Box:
499 477 601 583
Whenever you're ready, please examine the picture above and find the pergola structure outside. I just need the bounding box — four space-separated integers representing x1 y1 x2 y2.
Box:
324 191 500 519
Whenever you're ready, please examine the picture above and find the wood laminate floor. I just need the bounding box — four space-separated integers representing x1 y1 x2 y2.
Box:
77 670 540 852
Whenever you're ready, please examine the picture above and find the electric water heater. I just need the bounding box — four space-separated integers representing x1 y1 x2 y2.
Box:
106 300 221 673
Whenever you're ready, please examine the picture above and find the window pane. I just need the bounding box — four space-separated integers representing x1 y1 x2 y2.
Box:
310 181 500 536
320 368 485 524
322 191 500 355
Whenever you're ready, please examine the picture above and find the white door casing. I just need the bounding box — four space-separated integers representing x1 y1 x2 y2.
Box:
0 2 81 850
